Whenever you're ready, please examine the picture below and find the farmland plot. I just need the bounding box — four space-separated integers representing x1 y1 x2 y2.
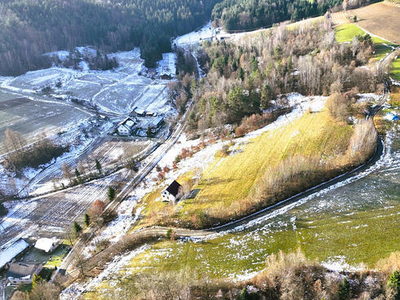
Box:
334 3 400 45
0 92 91 155
0 168 131 246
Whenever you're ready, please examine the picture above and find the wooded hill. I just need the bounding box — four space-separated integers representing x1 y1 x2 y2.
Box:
0 0 219 76
211 0 374 31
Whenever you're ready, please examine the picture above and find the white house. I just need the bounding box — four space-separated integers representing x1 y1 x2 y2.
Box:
0 239 29 271
161 180 183 203
35 238 59 253
117 117 136 136
7 262 43 285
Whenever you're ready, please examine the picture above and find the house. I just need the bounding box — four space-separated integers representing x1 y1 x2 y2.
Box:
135 108 146 117
161 180 183 202
148 116 164 134
7 262 43 285
34 238 59 253
0 239 29 271
117 117 136 136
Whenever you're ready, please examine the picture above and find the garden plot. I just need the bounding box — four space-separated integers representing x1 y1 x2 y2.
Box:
0 168 131 246
90 139 153 167
91 76 173 115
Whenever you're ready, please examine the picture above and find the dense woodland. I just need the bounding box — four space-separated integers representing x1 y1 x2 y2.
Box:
0 0 219 75
184 17 383 129
211 0 373 31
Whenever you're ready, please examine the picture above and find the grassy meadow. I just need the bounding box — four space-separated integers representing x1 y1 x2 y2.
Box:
132 102 370 229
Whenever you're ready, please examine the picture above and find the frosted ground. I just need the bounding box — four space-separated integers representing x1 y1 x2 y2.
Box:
0 46 178 252
1 47 177 116
63 95 334 297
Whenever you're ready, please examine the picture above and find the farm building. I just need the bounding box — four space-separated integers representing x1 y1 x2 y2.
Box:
0 239 29 271
117 117 136 136
162 180 183 203
131 108 146 117
7 262 43 284
34 237 60 253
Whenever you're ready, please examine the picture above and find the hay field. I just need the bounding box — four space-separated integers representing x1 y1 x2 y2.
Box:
334 2 400 44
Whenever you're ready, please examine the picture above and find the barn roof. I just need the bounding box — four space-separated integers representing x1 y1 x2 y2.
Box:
165 180 181 197
7 262 40 279
0 239 29 270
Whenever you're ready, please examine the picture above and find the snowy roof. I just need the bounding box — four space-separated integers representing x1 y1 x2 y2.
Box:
35 238 59 253
0 239 29 269
150 116 164 127
117 117 136 130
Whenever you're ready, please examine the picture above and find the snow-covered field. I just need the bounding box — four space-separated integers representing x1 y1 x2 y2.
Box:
0 46 179 250
0 47 177 117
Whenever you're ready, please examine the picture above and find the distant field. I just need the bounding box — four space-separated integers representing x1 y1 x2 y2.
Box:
391 58 400 81
335 23 397 61
338 2 400 45
0 91 91 154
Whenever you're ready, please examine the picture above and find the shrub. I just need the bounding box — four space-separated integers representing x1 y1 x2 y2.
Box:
326 93 350 122
0 202 8 217
338 278 351 300
387 270 400 300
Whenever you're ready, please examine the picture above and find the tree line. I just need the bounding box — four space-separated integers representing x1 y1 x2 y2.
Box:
0 0 219 76
211 0 374 31
183 17 383 130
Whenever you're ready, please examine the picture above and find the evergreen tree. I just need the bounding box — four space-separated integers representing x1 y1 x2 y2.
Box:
32 274 43 289
338 277 351 300
107 186 116 202
239 287 250 300
73 221 83 237
388 270 400 300
95 159 102 175
84 213 90 227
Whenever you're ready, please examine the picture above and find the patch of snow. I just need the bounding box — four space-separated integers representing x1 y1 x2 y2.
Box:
322 256 364 272
61 246 149 300
157 53 177 77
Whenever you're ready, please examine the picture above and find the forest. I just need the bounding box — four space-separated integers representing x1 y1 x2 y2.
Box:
0 0 219 75
183 17 383 130
211 0 373 31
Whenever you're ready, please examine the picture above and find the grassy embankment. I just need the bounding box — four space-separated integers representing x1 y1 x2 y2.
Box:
335 23 400 80
133 101 377 230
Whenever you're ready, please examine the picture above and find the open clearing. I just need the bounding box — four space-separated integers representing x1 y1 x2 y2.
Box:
134 99 358 229
341 2 400 45
0 90 91 155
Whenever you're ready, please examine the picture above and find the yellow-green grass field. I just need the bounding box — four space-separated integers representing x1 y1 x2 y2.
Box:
335 23 397 61
391 57 400 81
134 106 355 229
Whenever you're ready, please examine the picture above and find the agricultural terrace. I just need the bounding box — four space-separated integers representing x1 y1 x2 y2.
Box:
134 100 375 229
